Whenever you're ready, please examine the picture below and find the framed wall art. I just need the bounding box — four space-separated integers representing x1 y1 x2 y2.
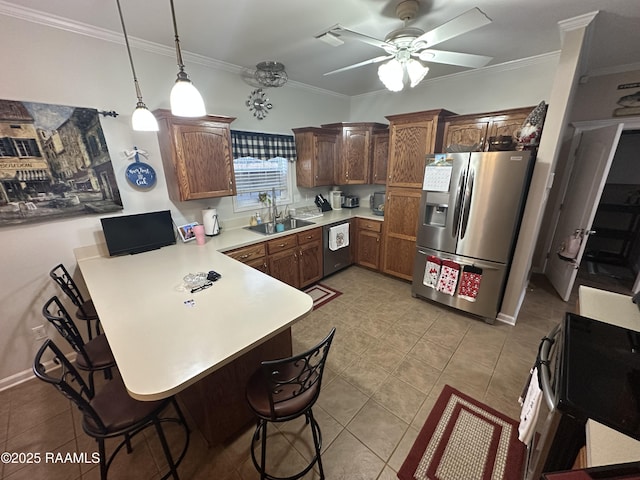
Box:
0 98 122 227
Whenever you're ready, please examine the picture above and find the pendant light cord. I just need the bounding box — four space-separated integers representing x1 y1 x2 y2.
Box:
169 0 187 76
115 0 144 103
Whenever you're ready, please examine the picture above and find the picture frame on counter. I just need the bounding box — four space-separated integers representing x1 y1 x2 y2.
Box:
177 222 198 242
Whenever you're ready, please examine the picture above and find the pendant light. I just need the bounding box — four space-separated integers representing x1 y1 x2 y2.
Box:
115 0 158 131
169 0 206 117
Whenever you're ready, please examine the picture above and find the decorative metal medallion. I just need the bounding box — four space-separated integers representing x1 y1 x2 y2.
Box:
245 88 273 120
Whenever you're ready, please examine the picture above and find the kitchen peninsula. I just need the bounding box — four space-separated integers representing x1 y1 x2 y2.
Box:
74 208 382 445
74 237 313 446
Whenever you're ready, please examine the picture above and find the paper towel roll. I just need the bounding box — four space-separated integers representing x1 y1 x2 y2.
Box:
202 208 220 236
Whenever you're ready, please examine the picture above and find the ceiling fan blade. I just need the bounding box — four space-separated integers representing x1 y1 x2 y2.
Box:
413 8 492 49
417 49 492 68
318 24 397 52
324 55 394 76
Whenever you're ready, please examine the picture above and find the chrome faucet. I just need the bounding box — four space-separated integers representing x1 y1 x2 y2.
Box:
271 187 279 225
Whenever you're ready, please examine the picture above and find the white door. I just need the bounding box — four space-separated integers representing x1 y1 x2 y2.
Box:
546 124 623 301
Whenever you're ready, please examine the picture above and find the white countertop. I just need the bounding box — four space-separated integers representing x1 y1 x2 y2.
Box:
75 241 312 401
578 285 640 467
74 208 383 401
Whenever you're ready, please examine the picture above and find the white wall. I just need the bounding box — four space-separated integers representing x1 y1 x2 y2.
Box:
0 9 560 385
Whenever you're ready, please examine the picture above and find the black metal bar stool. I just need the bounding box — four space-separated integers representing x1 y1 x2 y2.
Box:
33 339 190 480
246 327 336 480
50 263 101 340
42 295 116 392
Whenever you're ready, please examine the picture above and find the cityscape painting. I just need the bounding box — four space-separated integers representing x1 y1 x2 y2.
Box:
0 99 122 227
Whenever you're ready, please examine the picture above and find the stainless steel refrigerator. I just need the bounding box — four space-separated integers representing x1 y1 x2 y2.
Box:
411 151 534 322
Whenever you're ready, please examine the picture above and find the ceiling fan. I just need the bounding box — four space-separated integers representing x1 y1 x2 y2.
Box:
316 0 493 91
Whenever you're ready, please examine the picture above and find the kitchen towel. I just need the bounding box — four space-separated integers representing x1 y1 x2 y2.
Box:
518 366 542 445
458 265 483 302
329 223 349 251
423 255 441 288
436 260 460 296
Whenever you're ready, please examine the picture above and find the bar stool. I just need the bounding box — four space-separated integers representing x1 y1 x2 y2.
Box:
50 263 101 340
42 295 115 392
246 327 336 480
33 339 190 480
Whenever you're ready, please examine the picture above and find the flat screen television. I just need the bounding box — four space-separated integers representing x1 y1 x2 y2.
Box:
101 210 176 256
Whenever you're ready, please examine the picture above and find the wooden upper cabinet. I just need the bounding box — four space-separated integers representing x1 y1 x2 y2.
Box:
442 119 489 152
371 130 389 185
155 110 236 201
442 106 534 153
292 127 337 187
321 122 388 185
385 110 455 188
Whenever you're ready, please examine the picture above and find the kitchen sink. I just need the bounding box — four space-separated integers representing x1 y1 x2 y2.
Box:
245 218 315 235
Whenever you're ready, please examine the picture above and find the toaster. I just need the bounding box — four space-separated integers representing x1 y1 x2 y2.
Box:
343 195 359 208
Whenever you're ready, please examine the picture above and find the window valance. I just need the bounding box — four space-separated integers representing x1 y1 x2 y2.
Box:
231 130 297 162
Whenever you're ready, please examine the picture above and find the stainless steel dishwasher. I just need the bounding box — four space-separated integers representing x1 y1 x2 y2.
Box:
323 220 352 276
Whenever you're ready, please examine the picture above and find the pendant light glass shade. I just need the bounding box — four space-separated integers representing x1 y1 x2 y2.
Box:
115 0 158 131
132 102 160 131
169 0 206 117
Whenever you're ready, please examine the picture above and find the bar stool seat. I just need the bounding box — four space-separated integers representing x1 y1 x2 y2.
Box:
246 327 335 480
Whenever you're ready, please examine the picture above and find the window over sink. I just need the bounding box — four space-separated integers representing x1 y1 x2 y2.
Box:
231 130 297 212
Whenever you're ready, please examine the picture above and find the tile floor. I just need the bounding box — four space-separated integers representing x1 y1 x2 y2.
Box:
0 266 581 480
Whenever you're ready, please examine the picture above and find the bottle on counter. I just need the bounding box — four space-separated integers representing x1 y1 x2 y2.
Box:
256 212 262 224
249 215 257 227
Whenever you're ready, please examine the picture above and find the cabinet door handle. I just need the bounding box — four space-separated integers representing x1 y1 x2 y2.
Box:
299 249 303 256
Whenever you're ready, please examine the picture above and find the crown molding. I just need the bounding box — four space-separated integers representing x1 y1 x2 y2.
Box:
0 0 346 99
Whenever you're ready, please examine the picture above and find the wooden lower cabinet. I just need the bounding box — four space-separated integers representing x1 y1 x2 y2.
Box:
356 218 383 270
262 228 323 289
225 243 268 274
297 229 323 288
268 247 299 287
381 188 422 280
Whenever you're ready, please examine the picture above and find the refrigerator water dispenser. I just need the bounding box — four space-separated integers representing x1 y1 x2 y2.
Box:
425 204 447 227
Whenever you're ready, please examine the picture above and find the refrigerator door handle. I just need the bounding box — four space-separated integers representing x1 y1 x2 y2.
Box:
451 169 466 239
460 168 474 240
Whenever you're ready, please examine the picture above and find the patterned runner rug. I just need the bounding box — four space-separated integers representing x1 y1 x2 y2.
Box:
303 283 342 310
398 385 525 480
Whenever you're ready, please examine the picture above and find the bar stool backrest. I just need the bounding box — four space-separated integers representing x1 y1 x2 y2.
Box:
42 296 92 368
49 263 89 316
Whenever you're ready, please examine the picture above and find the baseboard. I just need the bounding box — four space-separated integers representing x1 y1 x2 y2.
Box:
0 366 39 392
496 312 517 326
0 353 74 393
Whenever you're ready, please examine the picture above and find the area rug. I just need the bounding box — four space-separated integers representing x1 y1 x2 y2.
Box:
303 283 342 310
398 385 525 480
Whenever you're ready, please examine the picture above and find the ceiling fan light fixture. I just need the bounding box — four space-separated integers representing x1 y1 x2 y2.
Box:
406 59 429 88
169 0 206 117
378 59 404 92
